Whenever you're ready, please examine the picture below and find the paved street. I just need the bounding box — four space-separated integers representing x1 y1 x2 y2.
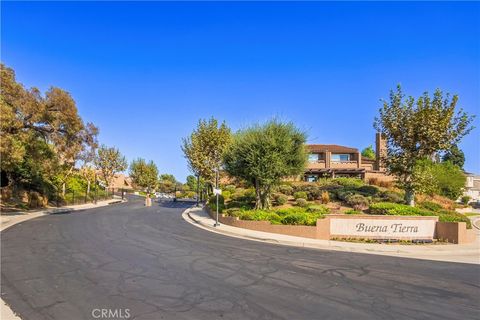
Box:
1 197 479 320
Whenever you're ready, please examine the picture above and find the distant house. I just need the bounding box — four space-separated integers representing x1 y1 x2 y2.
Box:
304 133 391 182
464 173 480 202
99 173 133 190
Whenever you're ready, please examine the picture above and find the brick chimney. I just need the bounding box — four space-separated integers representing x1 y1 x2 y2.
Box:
375 133 387 171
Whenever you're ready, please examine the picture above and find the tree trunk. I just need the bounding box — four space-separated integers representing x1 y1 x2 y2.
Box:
405 189 415 207
260 186 271 210
87 180 91 195
62 183 66 197
255 179 262 209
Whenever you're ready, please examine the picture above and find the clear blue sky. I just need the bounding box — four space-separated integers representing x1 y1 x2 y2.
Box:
2 1 479 181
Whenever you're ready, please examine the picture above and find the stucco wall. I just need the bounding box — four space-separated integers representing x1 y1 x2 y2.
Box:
435 222 476 244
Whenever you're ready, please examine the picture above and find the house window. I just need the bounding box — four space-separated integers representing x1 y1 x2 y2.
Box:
308 153 319 162
306 175 318 182
331 154 350 162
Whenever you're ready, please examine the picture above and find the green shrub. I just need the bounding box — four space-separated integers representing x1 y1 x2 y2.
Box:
368 202 434 216
244 188 256 200
418 201 443 212
357 185 379 196
294 191 308 200
224 185 236 194
379 190 404 204
438 210 472 229
345 194 370 211
222 190 232 200
292 184 322 200
461 195 471 205
335 189 355 201
345 209 363 215
209 194 225 212
232 207 326 226
278 184 294 196
295 198 308 207
332 177 364 188
273 193 288 205
306 204 329 214
230 188 245 200
280 212 324 226
275 207 308 216
239 210 282 224
224 208 242 217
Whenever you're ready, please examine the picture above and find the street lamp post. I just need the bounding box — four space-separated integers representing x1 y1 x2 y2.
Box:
214 168 220 227
196 174 200 207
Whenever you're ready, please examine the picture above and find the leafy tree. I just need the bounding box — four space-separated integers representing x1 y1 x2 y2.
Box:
374 85 474 206
442 144 465 169
1 63 98 199
413 159 466 200
158 174 177 193
361 145 376 160
95 145 128 187
129 158 159 194
182 117 231 188
224 120 307 209
186 174 206 194
434 161 466 200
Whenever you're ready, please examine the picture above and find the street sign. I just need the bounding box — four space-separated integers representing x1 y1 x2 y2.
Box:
213 188 222 195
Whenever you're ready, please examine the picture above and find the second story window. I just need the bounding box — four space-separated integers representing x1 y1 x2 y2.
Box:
308 153 319 162
331 154 350 162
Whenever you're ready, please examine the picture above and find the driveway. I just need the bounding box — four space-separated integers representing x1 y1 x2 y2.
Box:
1 197 479 320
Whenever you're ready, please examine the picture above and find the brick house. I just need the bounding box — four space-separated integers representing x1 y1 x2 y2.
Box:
304 133 390 182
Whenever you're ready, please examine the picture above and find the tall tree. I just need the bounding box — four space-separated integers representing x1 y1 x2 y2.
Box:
129 158 159 194
95 145 128 187
374 85 474 206
1 63 98 198
361 145 376 160
224 120 307 210
182 117 231 188
442 144 465 169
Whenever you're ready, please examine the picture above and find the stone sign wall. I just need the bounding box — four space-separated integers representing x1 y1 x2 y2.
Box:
325 215 438 240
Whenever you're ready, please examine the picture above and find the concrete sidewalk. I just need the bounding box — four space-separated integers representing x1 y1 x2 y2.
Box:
0 198 126 320
184 207 480 265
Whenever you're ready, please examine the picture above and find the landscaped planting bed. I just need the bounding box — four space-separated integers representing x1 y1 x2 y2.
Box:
208 177 471 228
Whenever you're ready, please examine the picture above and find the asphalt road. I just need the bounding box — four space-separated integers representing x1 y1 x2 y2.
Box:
1 197 479 320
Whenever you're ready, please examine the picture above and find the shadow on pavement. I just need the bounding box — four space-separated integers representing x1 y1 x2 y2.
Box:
155 199 197 209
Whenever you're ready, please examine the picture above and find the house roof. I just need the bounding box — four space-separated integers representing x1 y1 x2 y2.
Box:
307 144 358 154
